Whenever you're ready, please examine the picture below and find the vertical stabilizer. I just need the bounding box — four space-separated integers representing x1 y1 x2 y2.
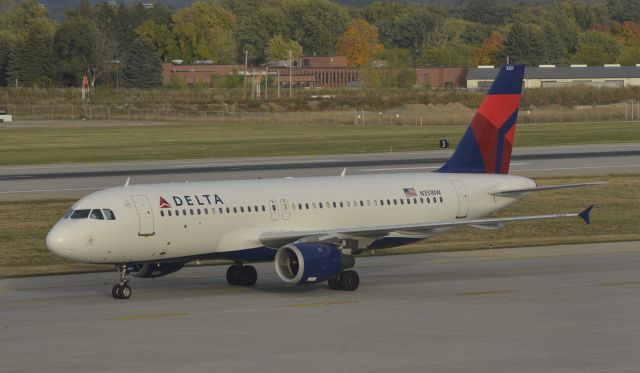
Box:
438 65 525 174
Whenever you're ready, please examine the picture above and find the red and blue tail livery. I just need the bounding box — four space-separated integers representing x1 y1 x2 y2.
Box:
438 64 525 174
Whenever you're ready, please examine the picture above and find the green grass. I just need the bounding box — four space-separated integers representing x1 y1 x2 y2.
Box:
0 121 639 166
1 174 638 278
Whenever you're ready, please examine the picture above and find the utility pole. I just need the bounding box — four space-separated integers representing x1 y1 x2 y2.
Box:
289 49 292 99
265 64 269 99
277 71 280 99
243 50 248 99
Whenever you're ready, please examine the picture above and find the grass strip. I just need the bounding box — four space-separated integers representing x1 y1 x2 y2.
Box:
0 121 638 166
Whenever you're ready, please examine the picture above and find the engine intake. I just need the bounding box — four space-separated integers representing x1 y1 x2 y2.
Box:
275 243 354 284
127 262 185 278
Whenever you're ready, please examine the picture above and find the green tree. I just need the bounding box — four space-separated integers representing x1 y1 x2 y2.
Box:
123 38 162 88
361 48 415 88
266 35 303 61
461 0 514 25
502 22 547 65
608 0 640 23
572 31 623 65
287 0 350 56
136 20 179 62
8 33 53 87
235 2 290 65
171 1 238 63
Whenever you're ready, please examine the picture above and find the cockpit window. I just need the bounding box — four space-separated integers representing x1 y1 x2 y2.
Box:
90 209 104 220
63 209 74 219
103 209 116 220
71 209 91 219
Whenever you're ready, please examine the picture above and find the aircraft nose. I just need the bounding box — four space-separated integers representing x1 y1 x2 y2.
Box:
46 223 75 259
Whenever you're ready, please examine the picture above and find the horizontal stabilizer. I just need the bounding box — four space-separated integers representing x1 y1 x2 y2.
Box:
579 205 594 225
491 182 604 196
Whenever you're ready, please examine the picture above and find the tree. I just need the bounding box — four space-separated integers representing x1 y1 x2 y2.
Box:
52 15 114 88
8 33 53 87
235 2 290 65
266 35 302 61
123 38 162 88
171 1 238 63
335 19 384 67
287 0 350 56
462 0 514 25
608 0 640 23
136 20 180 62
502 22 547 65
572 30 623 65
475 33 505 66
360 48 415 88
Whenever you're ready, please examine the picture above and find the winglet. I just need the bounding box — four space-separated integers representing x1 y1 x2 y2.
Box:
578 205 594 224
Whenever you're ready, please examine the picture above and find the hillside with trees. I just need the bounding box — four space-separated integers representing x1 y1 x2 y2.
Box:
1 0 640 89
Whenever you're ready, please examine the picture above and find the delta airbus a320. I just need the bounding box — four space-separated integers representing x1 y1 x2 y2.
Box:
47 65 596 299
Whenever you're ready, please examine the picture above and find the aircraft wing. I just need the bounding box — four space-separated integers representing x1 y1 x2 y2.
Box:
259 206 594 248
491 182 604 196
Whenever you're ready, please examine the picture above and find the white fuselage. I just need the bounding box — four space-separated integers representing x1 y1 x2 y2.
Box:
46 172 535 264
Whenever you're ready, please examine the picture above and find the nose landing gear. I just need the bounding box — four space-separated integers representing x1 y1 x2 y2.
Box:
112 264 132 299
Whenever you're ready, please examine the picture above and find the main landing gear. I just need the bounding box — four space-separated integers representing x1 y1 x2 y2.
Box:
328 270 360 291
226 263 258 287
112 264 132 299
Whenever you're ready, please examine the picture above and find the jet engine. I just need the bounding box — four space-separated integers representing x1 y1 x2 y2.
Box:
127 262 185 278
275 243 354 284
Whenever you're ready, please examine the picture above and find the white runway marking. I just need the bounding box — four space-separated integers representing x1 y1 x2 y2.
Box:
0 187 102 194
360 163 531 172
512 164 640 172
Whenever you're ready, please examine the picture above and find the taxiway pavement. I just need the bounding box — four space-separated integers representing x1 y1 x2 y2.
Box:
1 241 640 372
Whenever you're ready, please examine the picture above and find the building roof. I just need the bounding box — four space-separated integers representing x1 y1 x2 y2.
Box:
467 66 640 80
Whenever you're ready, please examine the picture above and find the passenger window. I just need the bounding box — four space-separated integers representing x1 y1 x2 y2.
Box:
427 198 431 203
160 211 165 217
168 210 172 217
393 199 397 205
90 209 104 220
204 208 208 215
233 207 237 213
103 209 116 220
305 203 309 210
175 210 180 216
440 197 444 202
240 207 244 213
262 205 266 212
380 200 384 206
226 207 230 213
249 206 253 212
333 202 337 208
71 209 91 219
387 199 391 205
183 209 187 215
413 198 417 204
400 199 404 205
219 208 224 214
197 209 201 215
420 198 424 204
298 203 303 210
346 201 350 207
340 202 344 208
190 209 194 215
319 202 323 209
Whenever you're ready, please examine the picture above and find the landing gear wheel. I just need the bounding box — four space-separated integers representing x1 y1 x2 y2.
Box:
112 264 132 299
328 277 342 290
339 270 359 291
226 264 242 286
119 285 132 299
239 265 258 287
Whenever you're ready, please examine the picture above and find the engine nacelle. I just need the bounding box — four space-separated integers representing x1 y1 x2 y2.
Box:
127 262 185 278
275 243 354 284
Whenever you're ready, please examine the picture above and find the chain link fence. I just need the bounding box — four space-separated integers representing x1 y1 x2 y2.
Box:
7 101 640 126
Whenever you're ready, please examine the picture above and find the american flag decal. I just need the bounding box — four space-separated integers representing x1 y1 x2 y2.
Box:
403 188 417 197
159 197 171 209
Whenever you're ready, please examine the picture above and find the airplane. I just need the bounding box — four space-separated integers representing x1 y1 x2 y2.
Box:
46 64 597 299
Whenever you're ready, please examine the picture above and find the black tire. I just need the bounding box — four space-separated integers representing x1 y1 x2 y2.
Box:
226 265 242 286
112 285 121 299
120 285 132 299
328 277 342 290
239 265 258 287
340 270 359 291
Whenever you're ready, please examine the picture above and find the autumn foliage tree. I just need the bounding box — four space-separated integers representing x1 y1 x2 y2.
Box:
475 32 505 65
335 19 384 67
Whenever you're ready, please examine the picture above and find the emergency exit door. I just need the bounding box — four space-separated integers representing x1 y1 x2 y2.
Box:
451 180 469 219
